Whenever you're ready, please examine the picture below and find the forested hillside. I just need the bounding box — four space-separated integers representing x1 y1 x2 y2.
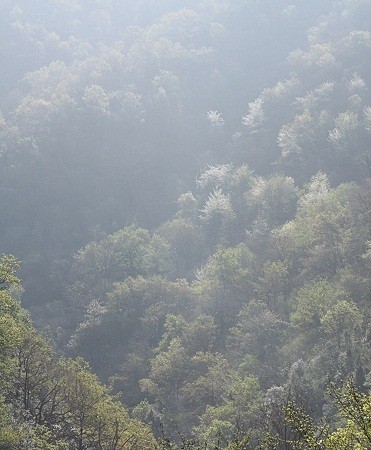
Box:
0 0 371 448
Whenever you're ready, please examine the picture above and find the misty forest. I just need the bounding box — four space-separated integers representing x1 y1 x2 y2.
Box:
1 0 371 448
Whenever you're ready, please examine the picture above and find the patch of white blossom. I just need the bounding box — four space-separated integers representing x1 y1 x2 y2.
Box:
196 164 233 190
349 73 366 93
299 172 330 209
242 98 265 131
206 110 224 128
199 188 235 221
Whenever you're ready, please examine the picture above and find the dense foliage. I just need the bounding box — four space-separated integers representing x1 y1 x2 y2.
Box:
0 256 155 448
0 0 370 448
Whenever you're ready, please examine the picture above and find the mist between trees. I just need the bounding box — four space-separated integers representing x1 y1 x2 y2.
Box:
0 0 371 448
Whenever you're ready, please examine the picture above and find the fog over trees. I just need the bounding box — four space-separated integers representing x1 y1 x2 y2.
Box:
0 1 371 448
